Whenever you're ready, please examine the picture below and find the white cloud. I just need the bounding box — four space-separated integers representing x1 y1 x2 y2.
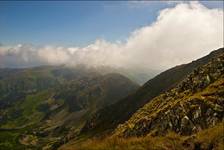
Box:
0 2 223 71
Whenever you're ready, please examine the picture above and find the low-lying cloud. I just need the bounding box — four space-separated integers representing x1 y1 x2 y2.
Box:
0 2 223 71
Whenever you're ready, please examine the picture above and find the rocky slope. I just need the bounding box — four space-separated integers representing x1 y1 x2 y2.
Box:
81 48 224 135
114 50 224 137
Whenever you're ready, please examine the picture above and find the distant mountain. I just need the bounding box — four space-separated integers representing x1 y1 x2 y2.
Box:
0 66 138 149
92 66 160 85
81 48 224 135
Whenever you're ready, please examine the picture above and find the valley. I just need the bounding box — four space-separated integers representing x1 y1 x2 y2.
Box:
0 48 223 150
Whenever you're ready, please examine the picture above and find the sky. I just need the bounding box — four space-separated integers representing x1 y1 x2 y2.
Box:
0 1 223 46
0 1 223 71
0 1 171 46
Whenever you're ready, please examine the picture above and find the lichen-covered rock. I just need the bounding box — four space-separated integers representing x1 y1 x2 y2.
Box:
19 134 38 146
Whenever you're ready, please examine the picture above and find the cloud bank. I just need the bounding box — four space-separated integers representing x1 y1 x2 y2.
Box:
0 2 223 71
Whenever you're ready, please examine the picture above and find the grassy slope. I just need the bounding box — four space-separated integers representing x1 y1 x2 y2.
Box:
114 52 224 137
1 90 53 128
59 122 224 150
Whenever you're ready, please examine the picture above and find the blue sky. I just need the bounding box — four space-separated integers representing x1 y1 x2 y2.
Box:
0 1 223 46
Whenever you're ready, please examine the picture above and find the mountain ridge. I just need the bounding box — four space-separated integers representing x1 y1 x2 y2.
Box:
114 50 224 137
60 48 224 150
81 48 224 136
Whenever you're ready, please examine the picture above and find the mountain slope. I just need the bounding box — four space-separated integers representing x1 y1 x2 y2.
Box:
61 122 224 150
81 48 224 135
0 66 139 149
59 48 224 150
114 52 224 137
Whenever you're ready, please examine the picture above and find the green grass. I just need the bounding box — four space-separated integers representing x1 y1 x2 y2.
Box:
1 90 52 128
0 131 25 150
